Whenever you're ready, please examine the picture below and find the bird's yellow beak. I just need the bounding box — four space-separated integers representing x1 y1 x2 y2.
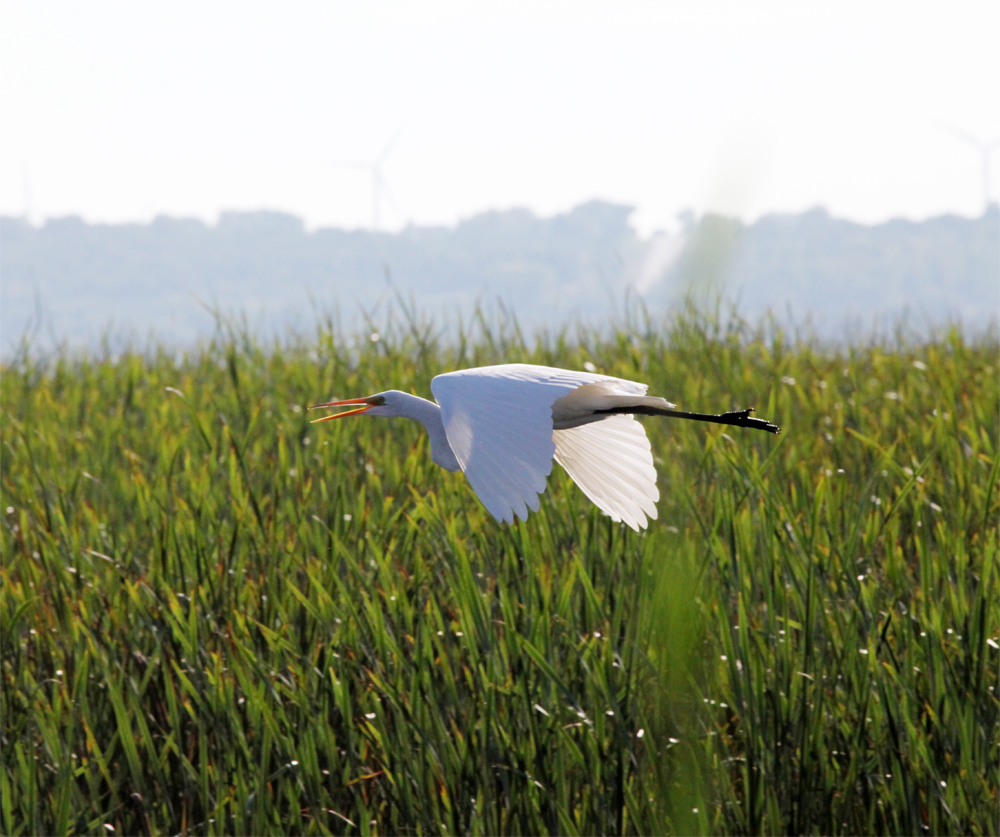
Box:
309 397 377 423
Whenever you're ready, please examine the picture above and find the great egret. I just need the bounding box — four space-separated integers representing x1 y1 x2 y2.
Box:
311 363 778 530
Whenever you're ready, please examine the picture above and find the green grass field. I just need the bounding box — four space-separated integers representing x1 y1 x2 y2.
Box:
2 309 997 835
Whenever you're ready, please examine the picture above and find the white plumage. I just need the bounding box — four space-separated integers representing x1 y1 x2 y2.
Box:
431 364 667 528
311 362 778 530
554 415 659 531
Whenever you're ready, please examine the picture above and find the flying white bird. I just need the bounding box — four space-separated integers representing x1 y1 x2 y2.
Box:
311 363 778 531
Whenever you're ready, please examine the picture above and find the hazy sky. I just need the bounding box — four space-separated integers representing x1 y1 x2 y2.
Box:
2 1 998 235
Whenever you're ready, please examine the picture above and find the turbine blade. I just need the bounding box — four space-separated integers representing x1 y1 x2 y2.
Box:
376 121 407 164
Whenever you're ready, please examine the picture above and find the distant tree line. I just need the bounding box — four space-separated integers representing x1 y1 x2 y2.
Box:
1 201 996 352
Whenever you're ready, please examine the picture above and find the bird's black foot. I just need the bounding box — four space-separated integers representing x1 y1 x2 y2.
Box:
721 408 781 434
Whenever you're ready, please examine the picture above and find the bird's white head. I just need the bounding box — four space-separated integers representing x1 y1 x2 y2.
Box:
309 390 412 422
310 388 460 472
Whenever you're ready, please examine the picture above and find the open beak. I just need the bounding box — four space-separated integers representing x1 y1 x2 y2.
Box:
309 397 376 423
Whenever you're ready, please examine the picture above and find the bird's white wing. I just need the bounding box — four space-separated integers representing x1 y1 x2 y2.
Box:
431 364 636 523
432 364 661 525
431 367 572 523
553 415 659 531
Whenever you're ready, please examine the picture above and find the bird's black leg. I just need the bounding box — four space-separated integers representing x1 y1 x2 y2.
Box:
596 405 780 434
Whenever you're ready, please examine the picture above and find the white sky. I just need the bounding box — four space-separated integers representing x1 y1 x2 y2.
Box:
2 1 998 235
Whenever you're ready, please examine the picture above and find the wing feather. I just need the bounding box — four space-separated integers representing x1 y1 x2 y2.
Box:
553 415 659 530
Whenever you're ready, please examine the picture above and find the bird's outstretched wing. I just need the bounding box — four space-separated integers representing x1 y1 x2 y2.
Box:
432 364 639 524
553 415 659 531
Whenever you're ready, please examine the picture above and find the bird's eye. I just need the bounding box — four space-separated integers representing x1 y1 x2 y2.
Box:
376 396 386 405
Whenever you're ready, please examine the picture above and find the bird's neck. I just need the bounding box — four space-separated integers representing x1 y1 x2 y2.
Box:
393 393 461 473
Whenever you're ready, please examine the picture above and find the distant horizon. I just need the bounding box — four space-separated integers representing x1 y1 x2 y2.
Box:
4 199 997 238
3 200 995 357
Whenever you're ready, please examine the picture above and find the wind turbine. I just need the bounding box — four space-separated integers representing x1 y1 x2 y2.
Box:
937 120 1000 212
335 124 407 231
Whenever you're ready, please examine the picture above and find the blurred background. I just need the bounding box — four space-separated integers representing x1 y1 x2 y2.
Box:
1 0 998 352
